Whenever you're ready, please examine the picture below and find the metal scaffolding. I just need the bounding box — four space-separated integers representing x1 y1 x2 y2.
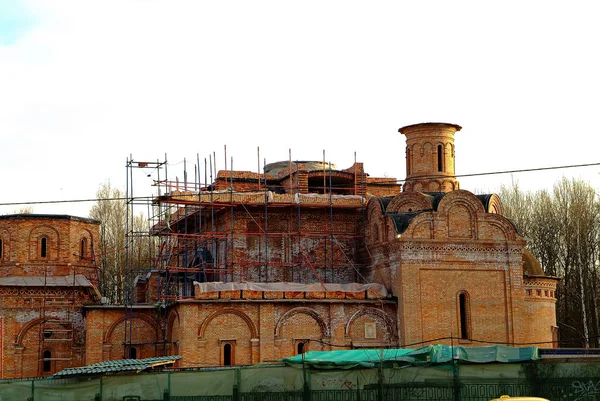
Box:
122 151 371 356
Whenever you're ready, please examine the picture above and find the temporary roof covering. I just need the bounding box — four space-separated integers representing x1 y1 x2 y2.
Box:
53 356 181 377
0 275 93 287
283 345 539 369
194 281 389 297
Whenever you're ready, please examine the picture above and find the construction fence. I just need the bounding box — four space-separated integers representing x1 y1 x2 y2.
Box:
1 360 600 401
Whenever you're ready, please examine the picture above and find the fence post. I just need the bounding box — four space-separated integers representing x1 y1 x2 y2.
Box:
28 379 34 401
453 354 461 401
232 368 240 401
378 365 383 401
302 363 311 401
95 375 103 401
163 372 171 400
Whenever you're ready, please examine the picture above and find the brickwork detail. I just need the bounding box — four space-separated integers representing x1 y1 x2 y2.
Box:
199 309 258 338
345 308 397 338
275 307 329 338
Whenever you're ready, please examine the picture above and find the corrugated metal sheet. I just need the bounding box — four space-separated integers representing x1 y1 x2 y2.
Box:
53 356 181 377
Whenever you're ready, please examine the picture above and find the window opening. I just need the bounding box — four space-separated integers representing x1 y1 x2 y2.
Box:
80 238 87 259
128 347 137 359
43 350 52 372
459 292 469 340
297 342 306 354
437 145 443 172
223 343 232 366
41 237 47 258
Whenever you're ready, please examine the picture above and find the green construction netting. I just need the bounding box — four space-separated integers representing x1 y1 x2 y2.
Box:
282 345 540 369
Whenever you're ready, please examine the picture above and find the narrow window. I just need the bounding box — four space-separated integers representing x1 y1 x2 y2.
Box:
437 145 444 172
459 292 470 340
406 147 411 175
128 347 137 359
297 342 305 354
223 343 233 366
43 350 52 372
41 237 47 258
80 238 87 260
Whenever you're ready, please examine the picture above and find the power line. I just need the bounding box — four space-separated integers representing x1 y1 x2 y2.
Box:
0 196 154 207
1 161 599 208
454 161 600 180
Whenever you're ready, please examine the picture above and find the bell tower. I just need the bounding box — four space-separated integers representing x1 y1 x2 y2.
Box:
399 122 462 193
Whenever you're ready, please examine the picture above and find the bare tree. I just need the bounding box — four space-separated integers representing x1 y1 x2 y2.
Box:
13 206 34 214
501 178 600 347
89 182 157 304
89 182 127 304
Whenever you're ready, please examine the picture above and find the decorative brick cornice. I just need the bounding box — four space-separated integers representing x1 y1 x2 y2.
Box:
399 242 522 255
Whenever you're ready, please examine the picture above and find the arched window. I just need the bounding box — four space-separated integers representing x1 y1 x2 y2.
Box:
297 342 304 354
437 145 444 172
406 146 411 175
40 237 47 258
80 238 87 260
223 343 233 366
458 292 471 340
43 350 52 372
295 339 309 355
128 347 137 359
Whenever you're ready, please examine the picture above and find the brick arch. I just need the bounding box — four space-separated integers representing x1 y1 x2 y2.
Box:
443 179 458 191
28 225 60 260
367 197 386 215
426 180 442 192
0 228 10 261
199 309 257 338
437 190 485 215
345 308 396 338
386 192 432 214
78 228 95 260
16 317 70 346
104 313 159 343
275 307 329 338
486 194 504 215
166 309 180 342
480 214 518 241
406 212 434 239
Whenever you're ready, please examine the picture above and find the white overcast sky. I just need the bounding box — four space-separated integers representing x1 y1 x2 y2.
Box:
1 0 599 217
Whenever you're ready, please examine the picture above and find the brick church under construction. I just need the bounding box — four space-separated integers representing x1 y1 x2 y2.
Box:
0 122 559 379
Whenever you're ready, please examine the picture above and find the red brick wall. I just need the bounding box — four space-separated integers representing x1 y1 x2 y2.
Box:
0 215 101 378
172 301 396 368
85 308 160 365
0 215 100 281
0 293 91 379
523 277 558 346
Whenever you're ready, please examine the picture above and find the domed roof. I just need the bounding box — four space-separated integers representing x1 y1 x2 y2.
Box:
522 249 545 276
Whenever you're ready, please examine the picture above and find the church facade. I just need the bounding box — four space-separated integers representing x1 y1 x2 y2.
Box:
0 122 558 379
